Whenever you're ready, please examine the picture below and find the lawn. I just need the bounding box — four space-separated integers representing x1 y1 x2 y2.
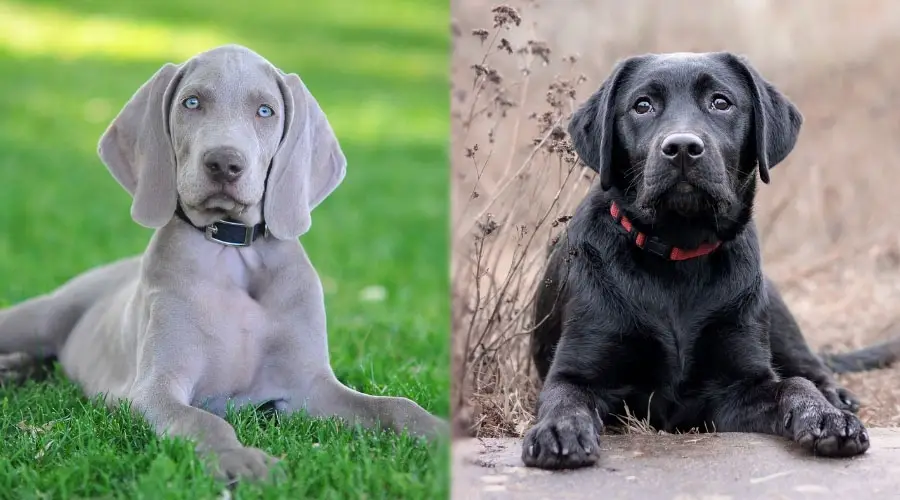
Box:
0 1 449 498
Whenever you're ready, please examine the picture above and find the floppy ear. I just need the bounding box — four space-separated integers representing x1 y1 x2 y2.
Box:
568 57 638 191
721 53 803 184
264 73 347 240
98 63 184 228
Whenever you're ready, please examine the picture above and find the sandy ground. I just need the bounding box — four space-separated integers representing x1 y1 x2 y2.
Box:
452 0 900 437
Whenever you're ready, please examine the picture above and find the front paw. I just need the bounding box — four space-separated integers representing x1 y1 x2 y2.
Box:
209 447 283 483
785 403 870 457
521 409 601 470
818 383 860 413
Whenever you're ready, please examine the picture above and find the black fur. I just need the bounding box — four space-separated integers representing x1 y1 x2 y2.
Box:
523 52 886 470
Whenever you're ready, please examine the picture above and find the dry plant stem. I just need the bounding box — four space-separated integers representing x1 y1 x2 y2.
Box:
456 72 581 242
498 25 537 180
476 154 588 310
457 117 566 244
464 28 502 127
457 233 489 412
483 165 584 350
452 27 507 238
453 4 601 437
466 164 582 424
465 151 493 207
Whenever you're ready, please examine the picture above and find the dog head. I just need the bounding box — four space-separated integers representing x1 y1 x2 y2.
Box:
569 52 802 240
98 44 346 240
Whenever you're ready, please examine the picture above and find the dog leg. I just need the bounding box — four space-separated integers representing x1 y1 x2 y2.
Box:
522 300 626 470
708 375 869 457
0 295 68 358
0 257 140 358
766 280 859 412
521 376 605 469
290 373 446 440
130 380 281 483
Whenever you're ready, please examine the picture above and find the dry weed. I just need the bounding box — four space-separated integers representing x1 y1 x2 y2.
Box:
451 3 594 438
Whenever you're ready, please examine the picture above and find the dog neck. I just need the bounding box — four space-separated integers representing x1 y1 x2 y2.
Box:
147 215 297 297
173 203 268 247
609 201 721 261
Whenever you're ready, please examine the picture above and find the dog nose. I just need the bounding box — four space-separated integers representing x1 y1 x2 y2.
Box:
202 147 246 184
661 133 705 165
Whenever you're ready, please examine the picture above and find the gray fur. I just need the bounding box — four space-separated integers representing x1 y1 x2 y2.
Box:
0 45 444 482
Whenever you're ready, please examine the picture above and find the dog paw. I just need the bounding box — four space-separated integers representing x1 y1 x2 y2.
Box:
521 409 601 469
818 383 860 413
785 403 870 457
210 447 284 483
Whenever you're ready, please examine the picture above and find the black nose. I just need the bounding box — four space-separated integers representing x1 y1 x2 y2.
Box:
203 147 246 184
661 133 705 165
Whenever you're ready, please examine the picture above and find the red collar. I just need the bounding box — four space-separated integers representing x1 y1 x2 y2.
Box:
609 202 721 261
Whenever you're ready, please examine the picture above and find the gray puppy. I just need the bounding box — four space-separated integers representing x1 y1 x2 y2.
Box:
0 44 444 482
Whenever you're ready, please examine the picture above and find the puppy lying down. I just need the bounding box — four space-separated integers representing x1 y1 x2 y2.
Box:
0 45 444 482
525 51 900 470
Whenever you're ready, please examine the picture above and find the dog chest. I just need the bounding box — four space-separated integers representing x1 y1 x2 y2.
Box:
618 283 738 386
182 284 277 389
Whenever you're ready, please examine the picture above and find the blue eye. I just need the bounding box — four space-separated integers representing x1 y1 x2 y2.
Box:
182 96 200 109
257 104 274 118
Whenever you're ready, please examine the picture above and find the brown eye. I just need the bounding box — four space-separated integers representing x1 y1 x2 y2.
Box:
633 99 653 114
711 96 732 111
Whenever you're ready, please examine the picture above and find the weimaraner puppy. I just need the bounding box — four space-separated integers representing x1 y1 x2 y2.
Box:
0 44 444 481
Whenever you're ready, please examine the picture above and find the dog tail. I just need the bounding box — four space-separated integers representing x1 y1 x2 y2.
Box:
820 337 900 374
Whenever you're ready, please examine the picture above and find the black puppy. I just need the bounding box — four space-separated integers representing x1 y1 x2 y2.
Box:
524 52 897 470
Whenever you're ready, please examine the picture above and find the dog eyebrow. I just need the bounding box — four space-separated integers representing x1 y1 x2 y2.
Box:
177 84 216 102
625 80 667 104
694 72 732 95
245 90 279 106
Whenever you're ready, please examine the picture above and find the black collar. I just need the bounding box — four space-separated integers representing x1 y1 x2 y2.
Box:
174 204 268 247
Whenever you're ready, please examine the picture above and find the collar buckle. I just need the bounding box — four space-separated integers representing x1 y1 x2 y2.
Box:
640 236 673 259
204 220 255 247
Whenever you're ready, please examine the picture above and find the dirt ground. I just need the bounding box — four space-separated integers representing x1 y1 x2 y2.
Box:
451 0 900 436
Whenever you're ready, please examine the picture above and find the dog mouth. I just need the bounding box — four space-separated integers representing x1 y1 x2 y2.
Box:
202 193 245 211
639 179 727 217
659 185 711 215
673 181 694 194
189 191 256 220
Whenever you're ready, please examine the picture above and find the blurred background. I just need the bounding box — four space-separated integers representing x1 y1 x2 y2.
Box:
452 0 900 437
0 0 449 497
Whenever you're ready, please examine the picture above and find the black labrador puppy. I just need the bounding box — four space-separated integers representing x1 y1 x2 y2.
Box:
524 52 898 470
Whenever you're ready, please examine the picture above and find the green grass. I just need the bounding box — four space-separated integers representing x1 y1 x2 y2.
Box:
0 0 449 498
